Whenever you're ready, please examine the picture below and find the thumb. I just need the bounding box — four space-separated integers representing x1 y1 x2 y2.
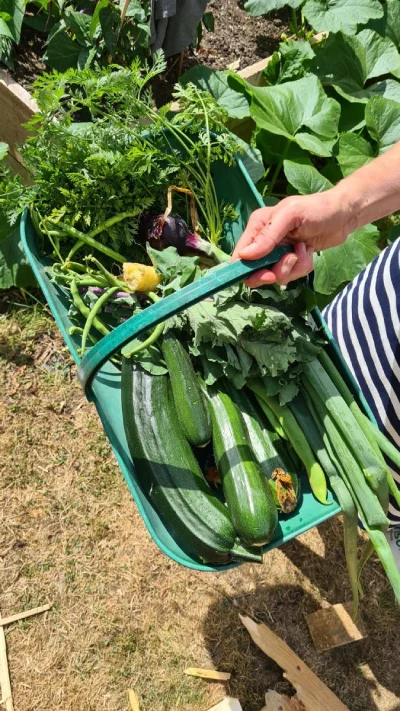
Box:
238 205 297 260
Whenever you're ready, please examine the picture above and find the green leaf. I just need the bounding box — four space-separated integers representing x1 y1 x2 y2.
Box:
0 227 36 290
77 46 96 69
0 33 12 68
295 133 335 157
0 0 24 42
368 0 400 48
314 223 380 295
0 142 7 161
338 98 366 132
312 30 400 103
241 339 297 377
99 4 120 55
263 41 315 86
64 8 91 46
336 133 374 176
284 159 333 194
366 95 400 152
244 0 302 14
202 11 214 31
90 0 108 38
277 40 315 84
234 137 265 183
181 66 250 119
256 129 309 165
303 0 383 35
44 23 83 70
0 17 13 38
249 75 340 157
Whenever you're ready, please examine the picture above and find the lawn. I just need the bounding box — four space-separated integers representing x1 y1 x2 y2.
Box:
1 295 400 711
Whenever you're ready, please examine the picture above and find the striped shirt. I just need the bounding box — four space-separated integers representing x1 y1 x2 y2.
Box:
323 239 400 525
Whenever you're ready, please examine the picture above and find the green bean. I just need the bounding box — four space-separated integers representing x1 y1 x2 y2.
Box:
80 287 119 354
70 280 110 339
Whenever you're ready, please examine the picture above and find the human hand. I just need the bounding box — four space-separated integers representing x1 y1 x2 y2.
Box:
232 188 355 287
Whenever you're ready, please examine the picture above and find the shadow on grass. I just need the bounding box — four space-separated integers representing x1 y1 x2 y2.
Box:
203 517 400 711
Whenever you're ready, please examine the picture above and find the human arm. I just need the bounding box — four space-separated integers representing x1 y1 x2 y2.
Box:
232 141 400 287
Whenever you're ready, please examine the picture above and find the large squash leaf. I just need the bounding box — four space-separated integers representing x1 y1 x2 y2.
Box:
366 95 400 152
303 0 383 35
180 66 250 119
314 224 381 295
244 0 302 15
283 159 333 194
0 0 24 43
0 225 36 290
44 22 84 70
336 133 374 176
312 30 400 103
249 75 340 157
368 0 400 49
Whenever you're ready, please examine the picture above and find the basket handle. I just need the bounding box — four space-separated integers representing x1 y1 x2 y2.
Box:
78 246 291 396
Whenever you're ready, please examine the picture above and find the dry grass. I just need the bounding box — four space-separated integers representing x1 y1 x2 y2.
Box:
1 296 400 711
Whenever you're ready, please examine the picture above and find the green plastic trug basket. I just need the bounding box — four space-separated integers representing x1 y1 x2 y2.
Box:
19 155 374 571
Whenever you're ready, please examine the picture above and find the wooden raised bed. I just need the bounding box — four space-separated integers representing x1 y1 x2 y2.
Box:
0 53 272 175
0 69 38 178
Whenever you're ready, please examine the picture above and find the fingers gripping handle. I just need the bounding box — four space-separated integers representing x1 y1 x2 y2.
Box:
77 246 291 396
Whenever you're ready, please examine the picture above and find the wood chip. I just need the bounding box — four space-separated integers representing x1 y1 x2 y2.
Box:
185 668 231 681
240 615 350 711
262 690 305 711
0 610 13 711
306 603 367 653
128 688 140 711
206 699 242 711
0 604 51 628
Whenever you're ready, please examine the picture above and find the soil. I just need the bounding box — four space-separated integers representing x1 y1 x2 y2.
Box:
9 25 46 90
1 301 400 711
8 1 290 102
154 0 291 106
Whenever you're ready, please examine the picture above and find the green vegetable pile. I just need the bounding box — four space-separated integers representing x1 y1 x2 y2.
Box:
182 0 400 302
2 51 400 616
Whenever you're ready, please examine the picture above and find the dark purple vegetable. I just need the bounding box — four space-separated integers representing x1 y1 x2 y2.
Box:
138 212 229 263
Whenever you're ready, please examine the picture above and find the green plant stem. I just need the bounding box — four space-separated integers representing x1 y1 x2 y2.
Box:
88 211 140 239
292 8 299 35
122 322 165 358
62 261 87 273
66 241 84 262
70 279 110 338
121 291 162 357
69 326 99 346
267 140 291 195
47 221 127 263
85 255 127 290
80 287 119 354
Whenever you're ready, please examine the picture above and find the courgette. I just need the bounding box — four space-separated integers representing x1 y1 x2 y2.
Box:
161 332 211 447
121 359 236 564
226 384 299 514
206 384 278 547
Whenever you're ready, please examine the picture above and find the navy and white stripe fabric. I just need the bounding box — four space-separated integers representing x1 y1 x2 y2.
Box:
323 239 400 525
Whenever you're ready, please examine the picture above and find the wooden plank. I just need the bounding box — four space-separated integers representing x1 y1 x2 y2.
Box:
240 615 350 711
0 70 37 150
306 603 367 653
0 611 13 711
237 56 273 86
128 688 140 710
185 668 231 681
0 603 51 628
